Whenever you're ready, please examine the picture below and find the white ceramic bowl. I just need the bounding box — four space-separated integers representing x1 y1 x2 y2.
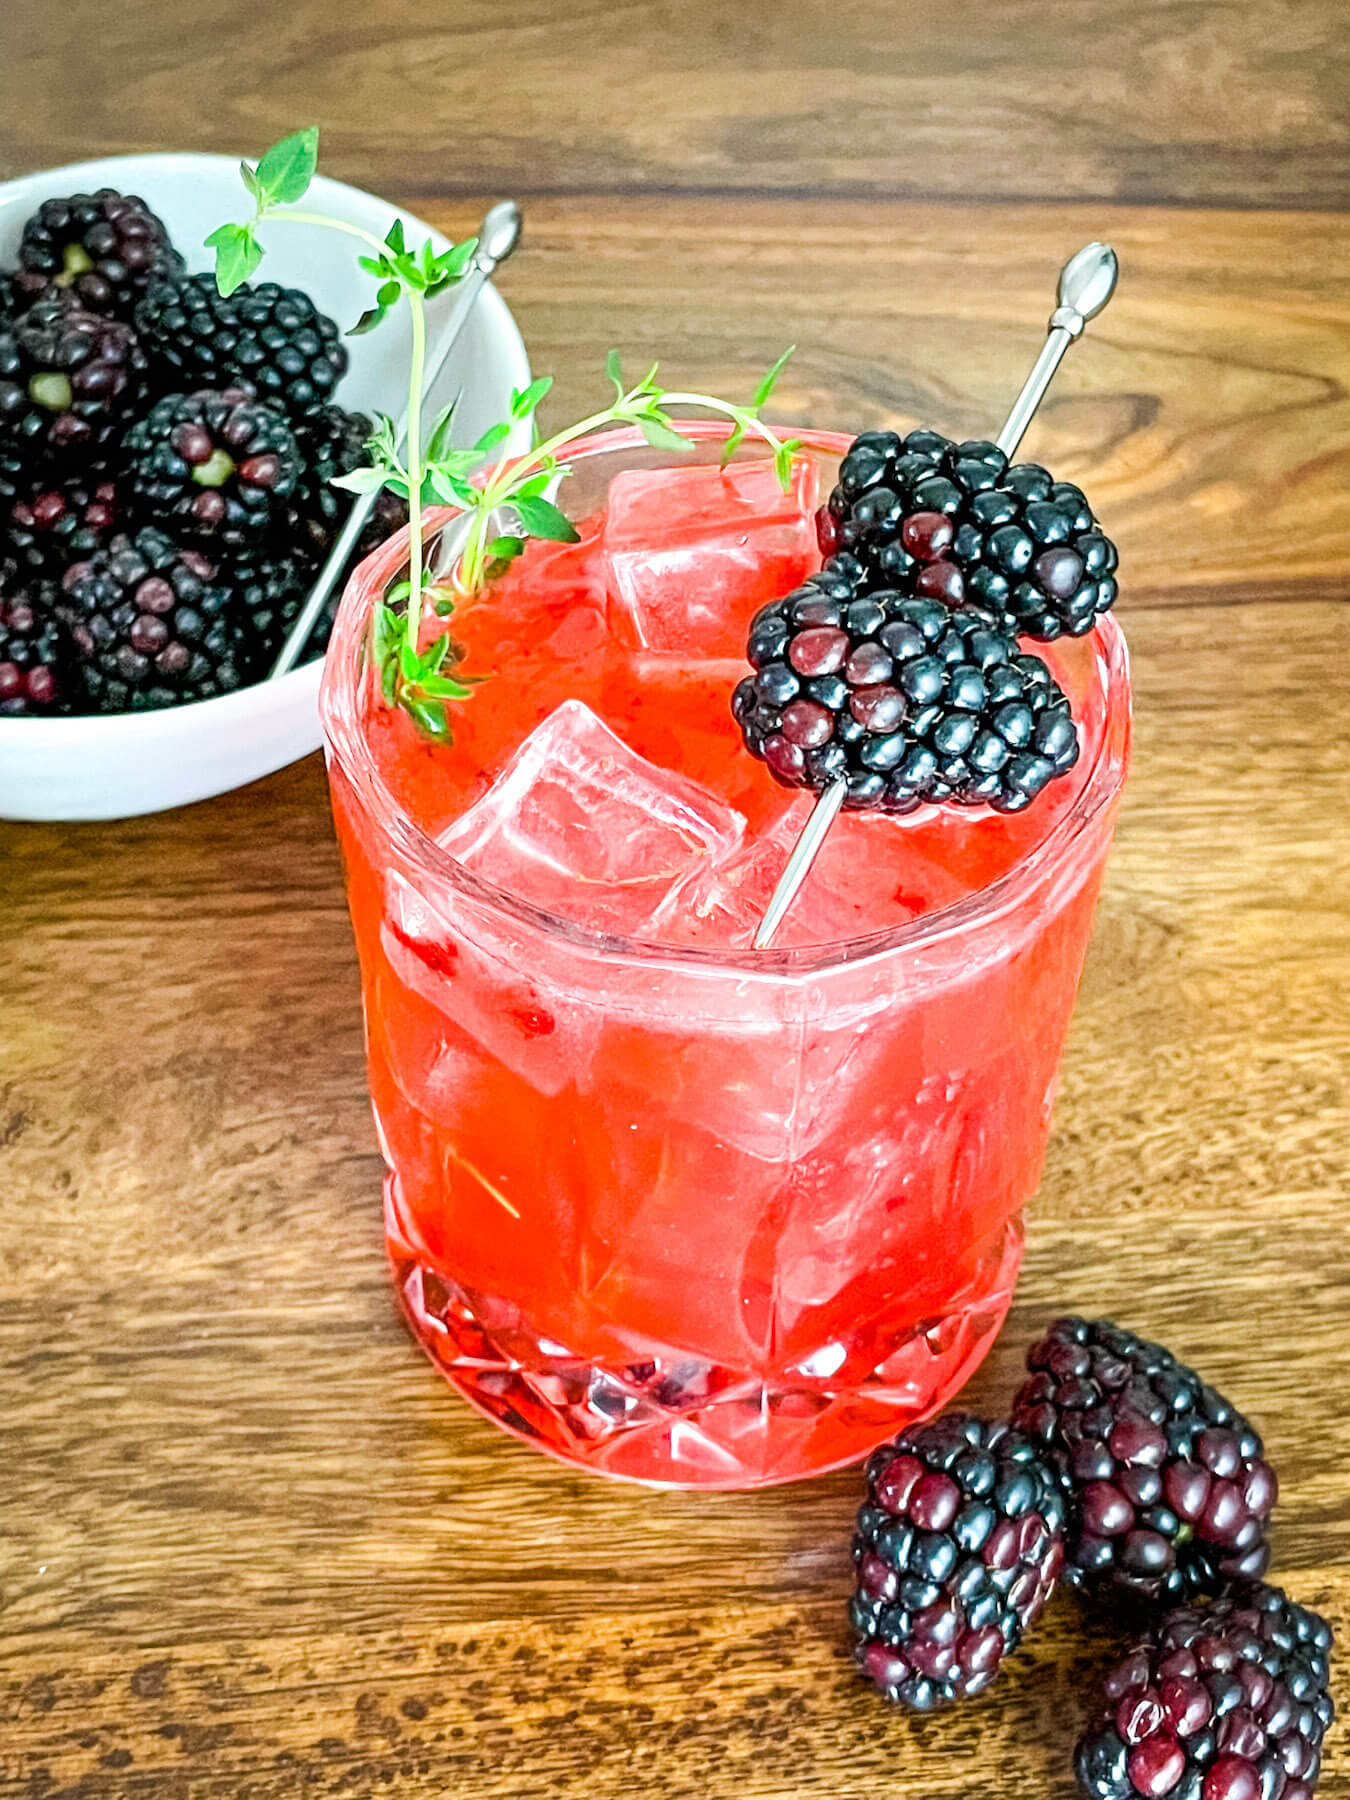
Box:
0 152 531 821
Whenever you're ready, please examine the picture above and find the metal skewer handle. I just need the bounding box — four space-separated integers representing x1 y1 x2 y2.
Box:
751 241 1119 951
268 200 523 680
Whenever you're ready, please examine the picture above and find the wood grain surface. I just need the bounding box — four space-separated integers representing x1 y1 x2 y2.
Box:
2 5 1348 1797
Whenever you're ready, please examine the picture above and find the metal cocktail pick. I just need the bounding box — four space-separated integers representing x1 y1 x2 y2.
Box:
751 241 1119 951
268 200 524 680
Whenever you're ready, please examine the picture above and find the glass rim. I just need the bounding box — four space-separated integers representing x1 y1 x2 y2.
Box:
320 419 1132 975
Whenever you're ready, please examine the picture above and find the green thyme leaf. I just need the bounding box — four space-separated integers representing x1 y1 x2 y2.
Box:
373 603 400 663
427 469 478 506
474 420 512 456
418 670 474 700
772 441 804 490
487 534 525 563
239 160 262 202
430 239 477 290
605 349 624 397
510 376 553 421
381 654 399 706
385 218 407 255
719 420 747 467
331 465 387 495
753 344 795 410
254 127 319 206
405 696 450 739
426 403 459 464
384 580 413 609
205 224 262 296
514 495 580 543
512 470 553 501
399 640 421 680
638 413 691 453
422 634 450 673
350 302 393 336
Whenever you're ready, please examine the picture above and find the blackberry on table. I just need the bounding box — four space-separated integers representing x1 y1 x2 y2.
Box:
136 274 348 417
733 563 1080 814
1076 1582 1334 1800
1012 1318 1277 1604
11 189 183 322
0 576 72 714
124 388 301 549
0 297 148 467
851 1412 1066 1709
6 470 118 577
60 527 246 711
819 427 1119 641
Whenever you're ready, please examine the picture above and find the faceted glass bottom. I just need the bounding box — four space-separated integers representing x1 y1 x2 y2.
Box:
386 1175 1023 1488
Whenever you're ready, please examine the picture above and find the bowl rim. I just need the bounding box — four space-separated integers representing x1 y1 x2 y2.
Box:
321 419 1133 975
0 149 532 748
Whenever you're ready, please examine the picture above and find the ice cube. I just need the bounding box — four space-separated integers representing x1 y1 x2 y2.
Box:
603 455 820 657
653 798 970 951
439 699 746 936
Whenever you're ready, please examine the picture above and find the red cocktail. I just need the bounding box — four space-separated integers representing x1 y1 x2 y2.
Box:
321 424 1130 1487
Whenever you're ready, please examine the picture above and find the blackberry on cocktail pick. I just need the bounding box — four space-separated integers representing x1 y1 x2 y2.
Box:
1012 1318 1278 1605
819 432 1120 643
124 387 301 549
11 189 184 322
1075 1582 1334 1800
747 242 1120 949
851 1413 1066 1709
734 567 1080 815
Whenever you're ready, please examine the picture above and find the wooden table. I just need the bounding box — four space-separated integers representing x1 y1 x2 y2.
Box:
2 5 1347 1795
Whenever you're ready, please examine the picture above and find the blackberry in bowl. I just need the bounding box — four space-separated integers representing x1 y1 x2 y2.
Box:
125 388 301 549
0 296 148 467
10 188 184 322
136 272 349 417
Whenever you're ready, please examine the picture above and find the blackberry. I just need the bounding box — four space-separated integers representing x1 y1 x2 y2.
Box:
224 549 321 677
1012 1318 1277 1604
0 577 73 714
60 528 247 711
0 298 148 467
124 388 301 548
851 1413 1066 1710
11 190 183 322
286 405 410 571
819 428 1119 641
288 404 374 561
733 563 1080 814
6 470 118 577
136 274 348 417
1076 1582 1334 1800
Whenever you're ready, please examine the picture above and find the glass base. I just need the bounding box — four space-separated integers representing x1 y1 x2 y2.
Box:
385 1177 1022 1489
